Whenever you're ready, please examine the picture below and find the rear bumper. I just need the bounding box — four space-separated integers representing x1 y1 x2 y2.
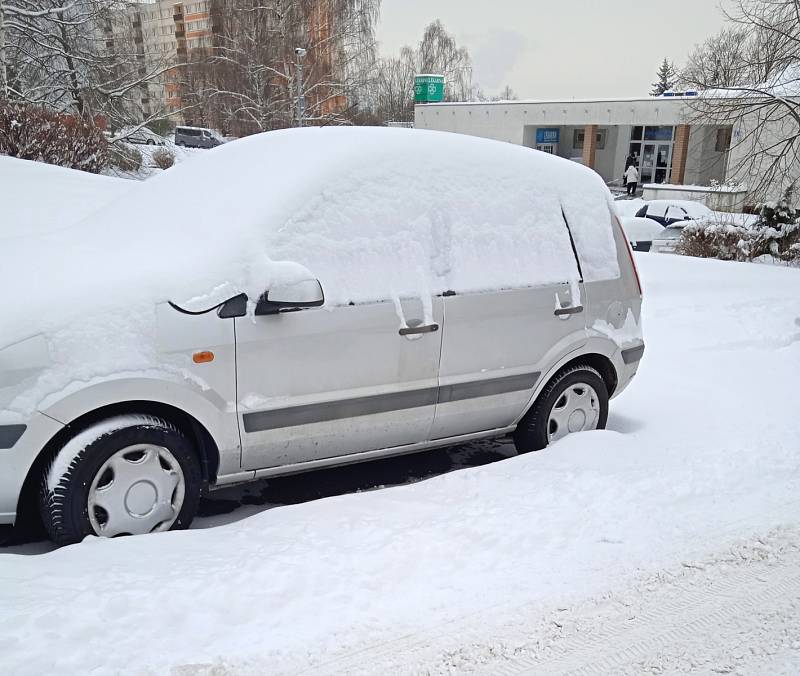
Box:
611 342 645 398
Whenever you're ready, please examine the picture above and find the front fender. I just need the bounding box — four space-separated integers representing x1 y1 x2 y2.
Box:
41 375 241 476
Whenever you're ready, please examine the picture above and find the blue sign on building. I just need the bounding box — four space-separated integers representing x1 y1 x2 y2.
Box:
535 128 560 144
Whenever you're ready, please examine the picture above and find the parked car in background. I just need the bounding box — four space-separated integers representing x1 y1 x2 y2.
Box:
620 216 665 252
650 223 687 254
0 127 644 545
635 200 712 226
114 126 166 146
175 126 224 149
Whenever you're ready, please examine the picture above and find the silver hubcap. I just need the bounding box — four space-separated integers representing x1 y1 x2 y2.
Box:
548 382 600 442
87 444 185 537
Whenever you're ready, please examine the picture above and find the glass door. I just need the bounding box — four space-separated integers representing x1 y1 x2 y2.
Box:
654 143 672 183
640 144 656 184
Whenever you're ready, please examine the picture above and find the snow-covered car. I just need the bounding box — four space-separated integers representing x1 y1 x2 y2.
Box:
620 216 666 252
0 127 644 545
114 126 167 146
635 200 712 226
650 223 687 254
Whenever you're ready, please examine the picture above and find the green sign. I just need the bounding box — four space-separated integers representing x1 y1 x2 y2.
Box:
414 75 445 103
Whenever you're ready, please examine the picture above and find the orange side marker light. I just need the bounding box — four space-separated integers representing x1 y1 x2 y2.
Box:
193 351 215 364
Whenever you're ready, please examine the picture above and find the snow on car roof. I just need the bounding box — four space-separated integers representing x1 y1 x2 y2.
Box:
0 126 619 354
642 200 712 217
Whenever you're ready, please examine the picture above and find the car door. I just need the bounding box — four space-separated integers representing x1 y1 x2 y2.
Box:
236 295 443 470
430 226 587 441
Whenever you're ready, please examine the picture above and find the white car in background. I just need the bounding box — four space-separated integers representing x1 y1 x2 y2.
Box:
114 126 167 146
635 200 712 226
650 223 687 254
0 128 644 546
620 216 666 252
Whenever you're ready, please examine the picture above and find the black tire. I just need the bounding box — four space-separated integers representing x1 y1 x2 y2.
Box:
39 415 201 546
513 365 609 454
146 139 155 145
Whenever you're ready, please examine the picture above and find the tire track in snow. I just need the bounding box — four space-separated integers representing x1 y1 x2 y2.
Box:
297 529 800 676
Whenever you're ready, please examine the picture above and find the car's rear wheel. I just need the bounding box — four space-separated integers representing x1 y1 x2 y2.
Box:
39 415 201 545
513 365 608 453
146 139 155 145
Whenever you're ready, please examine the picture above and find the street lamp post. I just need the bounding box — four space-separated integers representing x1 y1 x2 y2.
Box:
294 47 306 127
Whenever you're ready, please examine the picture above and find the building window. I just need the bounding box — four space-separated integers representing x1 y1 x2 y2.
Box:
715 127 732 152
643 126 674 141
573 128 607 150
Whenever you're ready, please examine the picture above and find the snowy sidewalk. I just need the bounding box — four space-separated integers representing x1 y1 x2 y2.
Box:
291 528 800 676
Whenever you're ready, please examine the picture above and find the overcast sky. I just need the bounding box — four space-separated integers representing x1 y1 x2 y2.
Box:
376 0 726 99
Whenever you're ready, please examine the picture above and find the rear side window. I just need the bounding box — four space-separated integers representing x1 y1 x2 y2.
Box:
178 128 201 137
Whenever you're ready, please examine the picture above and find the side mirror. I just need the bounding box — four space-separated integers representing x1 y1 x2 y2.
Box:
255 278 324 315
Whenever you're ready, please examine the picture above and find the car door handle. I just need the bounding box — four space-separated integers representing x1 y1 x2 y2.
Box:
554 305 584 316
399 323 440 335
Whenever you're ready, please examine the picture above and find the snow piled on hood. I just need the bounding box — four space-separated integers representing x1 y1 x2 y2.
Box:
0 156 133 241
0 127 618 350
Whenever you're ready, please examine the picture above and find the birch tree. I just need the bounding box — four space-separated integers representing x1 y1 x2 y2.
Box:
371 19 473 124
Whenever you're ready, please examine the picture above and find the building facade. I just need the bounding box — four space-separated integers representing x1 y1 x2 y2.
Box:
414 96 733 192
102 0 218 122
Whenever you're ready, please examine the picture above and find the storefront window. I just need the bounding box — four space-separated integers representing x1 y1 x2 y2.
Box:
643 126 674 141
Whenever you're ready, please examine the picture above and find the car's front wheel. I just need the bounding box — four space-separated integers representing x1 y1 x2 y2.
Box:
39 415 201 545
513 365 608 453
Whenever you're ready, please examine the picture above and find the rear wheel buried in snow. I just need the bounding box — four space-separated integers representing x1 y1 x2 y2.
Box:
38 416 201 545
513 365 609 453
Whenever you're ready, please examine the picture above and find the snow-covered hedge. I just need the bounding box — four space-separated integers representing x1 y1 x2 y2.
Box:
679 195 800 264
0 102 108 173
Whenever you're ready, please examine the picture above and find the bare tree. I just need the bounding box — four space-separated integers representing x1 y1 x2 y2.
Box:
2 0 182 130
371 19 473 124
184 0 379 136
681 0 800 200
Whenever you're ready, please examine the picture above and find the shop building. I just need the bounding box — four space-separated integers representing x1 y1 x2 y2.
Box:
414 96 734 191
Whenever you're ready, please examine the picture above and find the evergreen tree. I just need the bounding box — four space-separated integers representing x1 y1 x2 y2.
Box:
651 58 677 96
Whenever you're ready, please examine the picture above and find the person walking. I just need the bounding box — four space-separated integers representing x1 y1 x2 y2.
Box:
623 154 636 186
624 164 639 196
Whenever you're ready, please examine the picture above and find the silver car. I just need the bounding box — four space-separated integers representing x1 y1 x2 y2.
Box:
0 128 645 545
174 125 223 149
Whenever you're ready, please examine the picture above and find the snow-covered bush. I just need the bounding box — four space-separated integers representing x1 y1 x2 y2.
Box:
152 148 175 169
678 194 800 264
108 143 143 172
0 102 108 173
679 218 749 261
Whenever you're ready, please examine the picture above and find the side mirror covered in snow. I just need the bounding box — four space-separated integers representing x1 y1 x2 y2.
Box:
256 278 325 316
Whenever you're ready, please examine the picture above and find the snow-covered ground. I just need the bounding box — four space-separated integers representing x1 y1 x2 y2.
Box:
1 252 799 674
104 141 204 180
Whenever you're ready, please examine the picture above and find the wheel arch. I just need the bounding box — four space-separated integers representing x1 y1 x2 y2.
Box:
515 348 618 428
15 400 220 532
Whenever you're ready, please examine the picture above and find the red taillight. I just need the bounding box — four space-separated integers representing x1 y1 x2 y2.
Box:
614 216 642 297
